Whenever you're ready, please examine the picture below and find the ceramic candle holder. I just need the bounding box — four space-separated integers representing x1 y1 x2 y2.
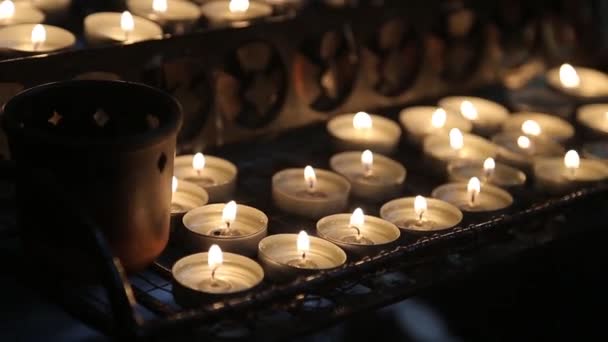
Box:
327 112 402 155
171 179 208 232
533 158 608 194
329 151 406 202
127 0 201 34
316 213 400 257
399 106 472 144
432 182 513 214
502 112 575 143
172 252 264 308
438 96 509 136
84 12 163 46
576 104 608 138
380 197 463 233
174 154 237 203
200 0 273 25
258 234 347 282
447 159 526 189
423 132 498 173
492 132 565 171
272 168 351 219
0 24 75 55
182 203 268 257
546 65 608 99
583 141 608 165
0 1 44 26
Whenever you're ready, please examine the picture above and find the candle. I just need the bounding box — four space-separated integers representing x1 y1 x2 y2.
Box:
171 176 209 215
329 150 406 202
127 0 201 34
327 111 402 154
182 201 268 257
0 23 75 54
380 195 463 233
200 0 272 25
438 96 509 136
423 128 498 171
583 141 608 164
447 157 526 189
502 112 574 143
84 11 163 46
316 208 400 256
16 0 71 21
399 106 473 144
492 131 565 170
432 177 513 213
174 153 237 203
546 63 608 99
172 245 264 307
272 166 350 219
257 231 347 282
0 0 44 26
576 104 608 138
533 150 608 194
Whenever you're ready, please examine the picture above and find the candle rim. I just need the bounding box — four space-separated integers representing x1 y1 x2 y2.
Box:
258 233 347 270
0 23 74 52
84 11 163 43
380 196 463 231
547 65 608 98
183 202 268 238
126 0 201 21
329 151 407 183
431 182 513 212
316 212 400 247
174 154 238 187
272 167 351 201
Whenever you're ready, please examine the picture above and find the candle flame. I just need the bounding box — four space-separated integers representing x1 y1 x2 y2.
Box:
431 108 447 128
208 244 223 269
193 152 206 171
361 149 373 175
121 11 135 33
222 200 237 226
449 128 464 150
483 157 495 173
152 0 167 13
350 208 365 227
559 63 580 88
414 195 427 220
297 231 310 256
467 177 481 206
521 119 541 136
517 135 531 149
353 111 373 130
304 165 317 190
31 24 46 46
564 150 580 170
229 0 249 13
0 0 15 20
460 100 478 120
172 176 178 193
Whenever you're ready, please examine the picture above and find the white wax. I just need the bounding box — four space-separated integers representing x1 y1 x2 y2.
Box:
174 154 237 203
423 133 497 165
502 112 574 142
0 24 75 53
0 2 44 26
399 106 472 144
84 12 163 46
127 0 201 29
546 66 608 99
200 0 272 24
438 96 509 135
577 104 608 136
327 113 402 154
432 182 513 213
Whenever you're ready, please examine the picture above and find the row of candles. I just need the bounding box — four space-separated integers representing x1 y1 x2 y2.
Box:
169 66 608 306
0 0 280 54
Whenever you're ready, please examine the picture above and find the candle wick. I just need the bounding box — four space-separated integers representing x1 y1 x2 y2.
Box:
364 167 373 178
124 30 130 42
418 211 424 223
211 266 219 280
469 192 476 207
196 169 201 177
301 251 306 261
307 182 315 193
33 42 40 52
350 225 362 241
568 167 577 179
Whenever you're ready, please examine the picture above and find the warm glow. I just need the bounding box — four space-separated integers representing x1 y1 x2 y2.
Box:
193 152 206 171
350 208 365 227
564 150 580 170
222 201 237 226
460 100 478 120
172 176 178 193
121 11 135 33
449 128 464 150
517 135 531 149
208 244 223 269
414 195 427 220
467 177 481 205
431 108 447 128
559 63 580 88
304 165 317 190
0 0 15 20
297 231 310 255
31 24 46 47
521 120 541 136
353 111 373 130
229 0 249 13
361 149 373 175
152 0 167 13
483 157 495 172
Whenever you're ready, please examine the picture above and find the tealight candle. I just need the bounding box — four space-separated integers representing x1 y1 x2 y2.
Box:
174 153 237 203
380 195 463 233
316 208 400 256
546 63 608 99
272 166 351 219
576 104 608 138
0 23 74 54
447 157 526 189
84 11 163 46
399 106 473 144
327 111 402 155
16 0 71 21
170 176 208 232
583 141 608 164
423 128 498 172
432 177 513 213
257 231 347 282
182 201 268 257
172 245 264 308
127 0 201 34
0 0 44 26
438 96 509 136
533 150 608 194
492 131 565 170
200 0 272 25
502 112 574 143
329 150 406 202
